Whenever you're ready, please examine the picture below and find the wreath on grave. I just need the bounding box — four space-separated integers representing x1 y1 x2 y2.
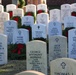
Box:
71 11 76 16
8 11 13 19
62 27 75 38
20 25 32 41
8 43 26 60
11 16 21 28
24 12 36 23
17 0 25 8
37 10 45 14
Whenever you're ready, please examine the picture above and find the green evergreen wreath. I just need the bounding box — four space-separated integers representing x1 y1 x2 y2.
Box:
18 0 25 8
11 16 22 28
62 27 75 38
8 44 26 60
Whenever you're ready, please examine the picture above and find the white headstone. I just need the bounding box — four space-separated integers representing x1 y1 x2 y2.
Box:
37 4 47 12
71 3 76 13
6 4 16 12
64 16 76 29
50 58 76 75
26 4 36 15
32 24 47 39
13 29 29 44
0 4 4 12
48 21 62 38
22 16 34 27
26 40 47 75
13 8 24 17
15 70 45 75
36 13 49 25
49 9 60 22
49 35 67 62
4 20 17 44
0 34 7 65
0 12 9 33
68 29 76 58
61 4 71 23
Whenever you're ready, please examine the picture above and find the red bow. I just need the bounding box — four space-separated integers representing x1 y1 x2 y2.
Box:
9 11 13 19
13 17 19 22
27 12 32 16
37 10 45 14
71 12 76 16
12 44 24 54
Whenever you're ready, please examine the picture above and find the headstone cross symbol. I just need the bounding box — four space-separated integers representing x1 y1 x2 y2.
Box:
38 26 40 29
55 38 59 42
61 62 66 69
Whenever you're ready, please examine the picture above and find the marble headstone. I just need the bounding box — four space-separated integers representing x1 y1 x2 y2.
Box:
0 4 4 12
0 12 9 33
61 4 71 23
13 8 24 17
6 4 16 12
68 29 76 58
50 9 60 22
71 3 76 14
64 16 76 29
32 24 47 39
4 20 17 44
50 58 76 75
26 40 47 75
15 70 45 75
26 4 36 15
13 29 29 44
36 13 49 26
49 35 67 62
0 34 7 65
22 16 34 27
48 21 62 38
37 4 47 12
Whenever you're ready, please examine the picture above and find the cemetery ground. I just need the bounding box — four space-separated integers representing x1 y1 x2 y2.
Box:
0 60 26 75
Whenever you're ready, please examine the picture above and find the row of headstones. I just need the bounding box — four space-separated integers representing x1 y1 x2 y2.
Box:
15 58 76 75
3 16 76 45
5 3 76 23
0 33 76 73
1 3 76 23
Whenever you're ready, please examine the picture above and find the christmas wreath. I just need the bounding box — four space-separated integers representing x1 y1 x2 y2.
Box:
8 11 13 19
17 0 25 8
24 12 36 23
37 10 45 14
8 43 26 60
21 25 32 41
11 16 21 28
71 11 76 16
63 27 75 38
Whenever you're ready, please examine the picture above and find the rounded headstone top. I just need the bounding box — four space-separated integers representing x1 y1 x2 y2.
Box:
15 70 45 75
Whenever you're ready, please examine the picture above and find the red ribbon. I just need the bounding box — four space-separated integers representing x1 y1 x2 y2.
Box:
12 44 24 55
71 12 76 16
27 12 32 16
13 17 19 22
37 10 45 14
8 11 13 19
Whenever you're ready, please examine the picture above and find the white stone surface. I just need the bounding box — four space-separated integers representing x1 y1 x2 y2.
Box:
26 40 47 75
